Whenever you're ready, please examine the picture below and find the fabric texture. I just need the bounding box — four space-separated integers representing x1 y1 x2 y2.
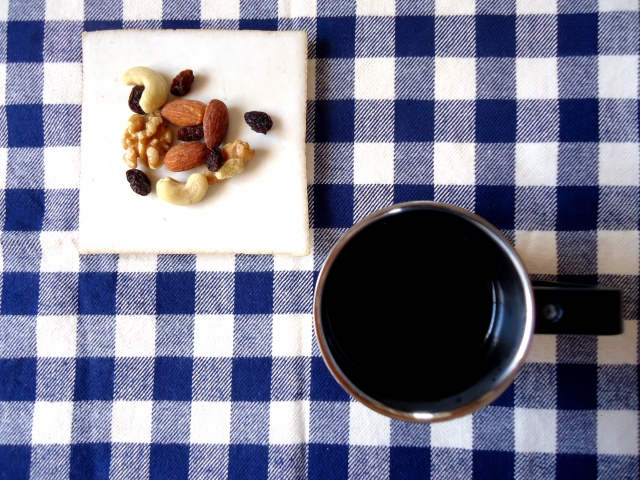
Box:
1 0 639 478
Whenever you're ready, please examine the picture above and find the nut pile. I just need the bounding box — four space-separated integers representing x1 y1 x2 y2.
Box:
120 66 272 206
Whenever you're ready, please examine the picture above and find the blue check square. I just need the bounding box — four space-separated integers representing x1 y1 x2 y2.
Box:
228 444 269 480
239 19 277 31
0 358 37 401
78 272 117 315
390 447 431 480
4 189 45 231
557 364 597 410
308 444 348 480
74 358 115 401
7 105 44 148
313 184 354 228
473 451 515 480
557 454 597 480
150 444 190 480
70 443 110 480
317 17 356 59
156 272 196 314
153 357 193 401
315 100 355 142
558 14 598 56
1 272 39 315
394 100 435 142
559 99 598 142
475 185 515 230
476 100 516 143
7 21 44 62
234 272 273 315
231 357 272 402
556 186 598 231
395 16 435 57
476 15 516 57
394 185 434 203
310 357 350 401
0 445 31 480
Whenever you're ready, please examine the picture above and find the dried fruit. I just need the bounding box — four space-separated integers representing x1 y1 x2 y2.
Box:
203 99 229 148
206 147 224 172
164 142 210 172
122 113 172 169
177 125 204 142
244 111 273 134
170 69 195 96
128 85 145 114
161 100 207 126
126 169 151 196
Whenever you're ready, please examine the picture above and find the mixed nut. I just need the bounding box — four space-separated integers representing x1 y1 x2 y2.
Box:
120 66 271 206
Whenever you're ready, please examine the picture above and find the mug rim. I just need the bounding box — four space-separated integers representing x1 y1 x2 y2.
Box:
313 201 535 423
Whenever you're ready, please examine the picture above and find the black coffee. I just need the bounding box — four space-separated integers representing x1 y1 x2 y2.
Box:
322 209 496 408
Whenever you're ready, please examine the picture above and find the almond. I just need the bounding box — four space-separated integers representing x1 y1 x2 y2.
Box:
160 100 206 127
203 99 229 148
164 142 210 172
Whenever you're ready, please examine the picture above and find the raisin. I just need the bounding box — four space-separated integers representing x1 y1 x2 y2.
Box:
170 69 195 96
206 147 224 172
177 125 204 142
128 85 145 114
244 111 273 134
126 169 151 196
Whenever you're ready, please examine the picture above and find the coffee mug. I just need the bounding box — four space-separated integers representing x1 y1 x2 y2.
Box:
313 202 622 423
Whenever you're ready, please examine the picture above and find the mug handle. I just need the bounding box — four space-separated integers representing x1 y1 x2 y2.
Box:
532 281 623 335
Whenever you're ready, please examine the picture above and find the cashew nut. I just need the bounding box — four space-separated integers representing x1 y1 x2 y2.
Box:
156 173 208 206
121 67 169 113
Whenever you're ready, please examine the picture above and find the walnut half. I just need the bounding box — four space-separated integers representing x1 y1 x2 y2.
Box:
204 140 256 185
122 112 172 169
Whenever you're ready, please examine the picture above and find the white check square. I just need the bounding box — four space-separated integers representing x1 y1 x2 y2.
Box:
597 410 638 455
111 401 153 443
44 63 83 104
515 408 556 453
431 415 473 449
355 58 395 100
435 58 476 100
123 0 162 20
598 321 637 364
515 143 558 186
349 402 390 446
597 231 639 275
44 146 81 190
190 401 231 444
434 143 475 185
40 231 80 273
0 64 6 106
354 143 394 185
599 56 639 99
527 335 557 364
45 0 84 20
599 143 639 186
599 0 639 12
515 231 558 275
356 0 395 16
274 232 315 271
195 254 236 272
278 0 317 18
32 402 74 444
0 148 5 189
193 315 234 357
272 314 312 357
517 58 558 99
435 0 475 15
201 0 240 19
269 401 310 444
36 315 77 358
115 315 156 357
117 254 157 273
516 0 557 14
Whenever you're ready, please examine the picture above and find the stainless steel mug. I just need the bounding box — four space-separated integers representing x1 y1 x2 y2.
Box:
313 202 621 423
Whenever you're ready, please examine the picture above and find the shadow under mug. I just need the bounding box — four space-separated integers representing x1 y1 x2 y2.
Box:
313 202 622 423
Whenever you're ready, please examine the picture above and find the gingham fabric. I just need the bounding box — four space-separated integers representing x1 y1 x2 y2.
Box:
0 0 639 479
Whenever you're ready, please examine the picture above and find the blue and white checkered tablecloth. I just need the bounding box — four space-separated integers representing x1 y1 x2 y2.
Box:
1 0 639 478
